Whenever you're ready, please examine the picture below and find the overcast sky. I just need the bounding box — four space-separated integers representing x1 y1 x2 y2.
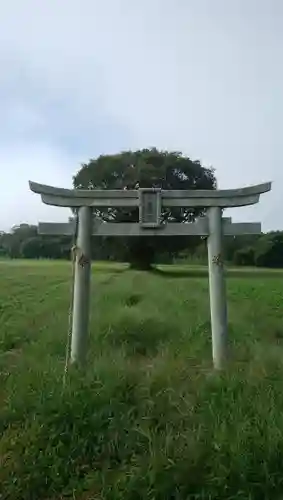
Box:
0 0 281 231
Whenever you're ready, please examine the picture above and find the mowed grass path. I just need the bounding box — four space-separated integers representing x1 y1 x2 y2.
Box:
1 261 283 499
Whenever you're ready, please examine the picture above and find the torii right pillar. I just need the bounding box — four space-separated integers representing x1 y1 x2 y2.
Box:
205 183 271 369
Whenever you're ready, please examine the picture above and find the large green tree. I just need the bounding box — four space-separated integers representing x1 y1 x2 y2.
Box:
73 148 216 269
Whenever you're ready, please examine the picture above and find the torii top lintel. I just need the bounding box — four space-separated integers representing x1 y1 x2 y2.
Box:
29 181 271 208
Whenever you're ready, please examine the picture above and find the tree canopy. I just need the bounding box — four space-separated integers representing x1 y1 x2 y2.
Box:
73 148 216 269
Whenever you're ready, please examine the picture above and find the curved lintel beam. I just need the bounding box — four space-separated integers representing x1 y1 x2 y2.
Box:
29 181 137 199
29 180 271 198
29 181 272 208
163 182 272 199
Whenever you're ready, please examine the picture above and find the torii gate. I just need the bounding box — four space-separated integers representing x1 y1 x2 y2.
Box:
29 181 271 369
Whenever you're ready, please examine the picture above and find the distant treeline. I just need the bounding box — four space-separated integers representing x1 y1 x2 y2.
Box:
0 223 282 268
0 224 123 262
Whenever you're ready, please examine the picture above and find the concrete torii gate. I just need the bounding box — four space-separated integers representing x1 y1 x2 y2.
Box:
29 181 271 369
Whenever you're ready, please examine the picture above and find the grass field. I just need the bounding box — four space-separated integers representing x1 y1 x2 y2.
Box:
1 260 283 499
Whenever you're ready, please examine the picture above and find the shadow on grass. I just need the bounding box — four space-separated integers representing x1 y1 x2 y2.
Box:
92 265 128 275
151 267 209 278
227 269 283 278
151 266 283 279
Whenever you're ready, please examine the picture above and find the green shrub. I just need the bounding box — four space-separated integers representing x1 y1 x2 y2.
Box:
233 246 255 266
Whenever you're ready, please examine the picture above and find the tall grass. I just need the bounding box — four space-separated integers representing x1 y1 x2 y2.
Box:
1 261 283 499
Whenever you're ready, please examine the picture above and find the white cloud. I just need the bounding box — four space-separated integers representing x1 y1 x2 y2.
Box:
0 0 282 230
0 143 72 231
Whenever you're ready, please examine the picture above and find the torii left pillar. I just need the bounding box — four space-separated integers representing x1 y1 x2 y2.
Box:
71 206 92 365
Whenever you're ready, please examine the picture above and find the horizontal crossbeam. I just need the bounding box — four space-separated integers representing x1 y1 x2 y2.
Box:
29 181 271 208
38 219 261 237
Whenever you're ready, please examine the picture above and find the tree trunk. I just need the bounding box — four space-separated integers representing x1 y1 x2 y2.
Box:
129 259 153 271
128 238 155 271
